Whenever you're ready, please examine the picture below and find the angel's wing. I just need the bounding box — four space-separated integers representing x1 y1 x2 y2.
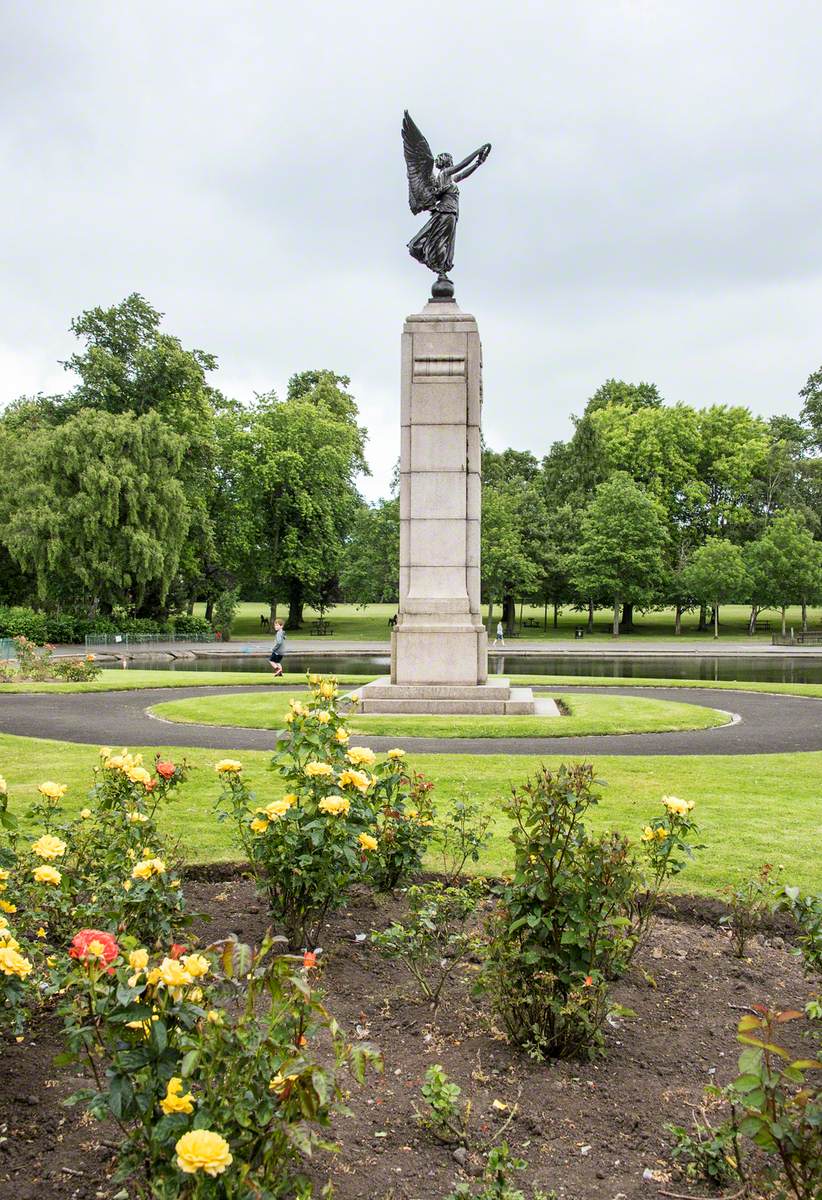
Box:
402 110 435 215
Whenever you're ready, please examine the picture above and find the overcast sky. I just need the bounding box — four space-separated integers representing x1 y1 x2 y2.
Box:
2 1 821 500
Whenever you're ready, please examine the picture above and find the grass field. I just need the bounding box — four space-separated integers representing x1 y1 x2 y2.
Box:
150 690 730 739
205 600 822 643
1 732 819 894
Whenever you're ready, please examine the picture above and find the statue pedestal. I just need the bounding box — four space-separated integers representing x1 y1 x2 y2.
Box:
358 297 534 716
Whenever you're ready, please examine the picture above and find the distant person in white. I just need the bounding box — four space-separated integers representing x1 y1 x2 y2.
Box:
491 620 504 647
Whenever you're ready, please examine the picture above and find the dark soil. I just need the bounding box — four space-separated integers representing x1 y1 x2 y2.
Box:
0 879 813 1200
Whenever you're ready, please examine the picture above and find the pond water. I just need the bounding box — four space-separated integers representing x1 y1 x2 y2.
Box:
125 653 822 685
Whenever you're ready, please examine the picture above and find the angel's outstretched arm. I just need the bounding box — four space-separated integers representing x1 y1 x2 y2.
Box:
444 144 491 178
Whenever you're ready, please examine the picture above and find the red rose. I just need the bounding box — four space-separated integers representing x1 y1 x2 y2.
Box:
302 950 317 969
156 761 175 779
170 943 187 959
69 928 119 970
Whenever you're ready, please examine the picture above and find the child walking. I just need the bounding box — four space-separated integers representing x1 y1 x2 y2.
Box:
269 619 286 676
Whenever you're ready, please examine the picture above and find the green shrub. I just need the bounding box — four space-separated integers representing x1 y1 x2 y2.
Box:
52 654 103 682
212 588 239 640
729 1007 822 1200
171 613 212 638
434 795 492 885
416 1063 470 1145
720 863 778 957
58 932 379 1197
0 606 48 641
448 1142 555 1200
665 1107 741 1187
372 880 484 1008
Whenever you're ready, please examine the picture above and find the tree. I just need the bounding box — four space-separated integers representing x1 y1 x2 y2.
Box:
799 364 822 451
744 512 822 635
481 485 539 633
571 474 668 637
681 540 750 639
0 409 189 614
340 498 400 606
237 376 368 628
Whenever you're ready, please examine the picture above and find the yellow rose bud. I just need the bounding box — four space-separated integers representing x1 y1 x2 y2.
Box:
215 759 243 774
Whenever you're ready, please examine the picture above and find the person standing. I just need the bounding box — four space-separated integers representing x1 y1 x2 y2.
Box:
491 620 504 647
269 619 286 677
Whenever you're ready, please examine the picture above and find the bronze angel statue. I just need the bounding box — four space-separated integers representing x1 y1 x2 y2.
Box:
402 110 491 299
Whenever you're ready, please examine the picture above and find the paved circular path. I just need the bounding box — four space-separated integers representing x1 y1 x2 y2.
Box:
0 684 820 756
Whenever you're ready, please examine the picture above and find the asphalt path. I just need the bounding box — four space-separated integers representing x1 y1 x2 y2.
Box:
0 684 820 756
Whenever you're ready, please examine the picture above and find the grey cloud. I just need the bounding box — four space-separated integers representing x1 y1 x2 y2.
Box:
1 0 820 500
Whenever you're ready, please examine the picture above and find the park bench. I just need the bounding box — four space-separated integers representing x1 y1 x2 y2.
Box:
522 617 540 628
310 620 332 636
751 620 771 633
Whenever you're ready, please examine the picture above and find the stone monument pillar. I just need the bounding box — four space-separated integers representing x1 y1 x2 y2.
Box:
393 298 486 686
357 298 535 716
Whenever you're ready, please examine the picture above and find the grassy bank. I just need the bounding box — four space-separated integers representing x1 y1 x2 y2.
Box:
202 599 822 643
149 690 730 739
1 732 819 893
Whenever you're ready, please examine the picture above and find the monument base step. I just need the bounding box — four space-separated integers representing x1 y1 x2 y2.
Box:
353 677 540 716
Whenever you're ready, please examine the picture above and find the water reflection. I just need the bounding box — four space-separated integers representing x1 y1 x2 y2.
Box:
125 652 822 685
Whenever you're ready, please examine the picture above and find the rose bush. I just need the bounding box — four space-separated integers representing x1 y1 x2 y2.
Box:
216 676 434 947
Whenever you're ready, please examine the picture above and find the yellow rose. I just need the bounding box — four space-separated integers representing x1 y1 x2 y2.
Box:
122 880 132 892
37 781 67 801
99 746 111 759
128 948 149 971
215 759 243 774
387 748 406 760
318 795 350 816
358 832 378 852
0 869 8 881
319 681 336 699
160 1077 195 1115
308 673 321 685
36 927 46 939
127 766 152 786
339 769 371 794
315 710 331 725
346 747 376 767
249 817 268 834
31 834 67 860
0 775 6 795
79 808 92 819
32 864 61 886
662 796 693 817
656 826 667 840
0 946 33 979
182 953 210 979
0 900 17 914
289 700 308 717
305 761 334 778
269 1071 298 1095
0 932 20 950
206 1009 224 1024
127 810 149 823
641 825 655 842
131 857 166 880
284 712 295 724
156 957 192 991
175 1129 233 1176
259 796 294 821
335 727 349 744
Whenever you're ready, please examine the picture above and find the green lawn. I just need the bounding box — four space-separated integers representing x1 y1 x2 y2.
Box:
149 690 730 739
0 669 370 694
209 600 822 643
1 732 819 894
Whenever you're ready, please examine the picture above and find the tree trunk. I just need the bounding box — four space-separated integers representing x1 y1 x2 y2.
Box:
781 606 787 636
552 601 558 629
748 605 758 635
587 599 594 634
674 604 682 635
204 598 214 623
502 593 516 636
802 599 808 633
620 601 634 632
288 581 304 630
186 597 195 615
698 603 708 632
713 601 719 640
543 600 548 631
487 599 494 631
612 596 620 637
